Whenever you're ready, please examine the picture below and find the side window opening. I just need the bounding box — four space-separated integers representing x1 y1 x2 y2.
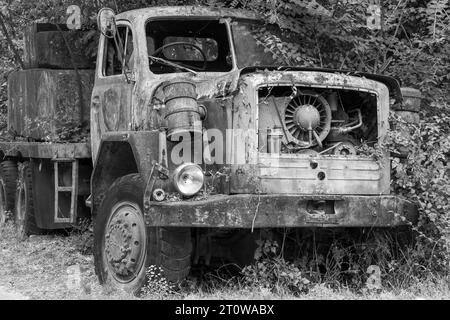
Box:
103 25 134 76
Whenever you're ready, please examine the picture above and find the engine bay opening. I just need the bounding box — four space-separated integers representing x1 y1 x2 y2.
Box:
258 86 379 156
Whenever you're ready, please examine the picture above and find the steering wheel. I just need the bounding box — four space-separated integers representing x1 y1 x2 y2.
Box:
150 41 208 71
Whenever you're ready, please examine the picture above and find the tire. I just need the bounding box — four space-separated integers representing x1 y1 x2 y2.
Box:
155 227 192 282
15 162 42 240
0 160 18 225
94 174 192 295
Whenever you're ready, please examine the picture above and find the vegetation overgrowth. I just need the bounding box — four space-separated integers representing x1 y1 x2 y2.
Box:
0 0 448 294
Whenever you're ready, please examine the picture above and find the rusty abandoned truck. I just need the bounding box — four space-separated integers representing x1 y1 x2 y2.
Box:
0 6 420 293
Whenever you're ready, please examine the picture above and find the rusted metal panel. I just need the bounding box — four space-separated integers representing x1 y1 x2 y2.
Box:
91 81 133 162
162 80 202 139
229 71 391 195
91 131 169 218
117 6 259 22
90 19 134 162
0 141 91 159
201 97 233 195
241 66 403 104
145 194 418 228
132 71 240 138
257 154 386 195
8 69 94 141
99 131 160 179
30 159 92 230
23 23 95 70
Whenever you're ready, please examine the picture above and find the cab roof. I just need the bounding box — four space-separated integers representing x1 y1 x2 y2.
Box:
117 5 260 21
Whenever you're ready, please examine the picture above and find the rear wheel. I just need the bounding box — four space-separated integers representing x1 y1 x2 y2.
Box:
0 160 18 226
94 174 192 295
15 162 41 239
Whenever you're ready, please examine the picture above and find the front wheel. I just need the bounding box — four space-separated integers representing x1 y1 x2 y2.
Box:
94 174 192 295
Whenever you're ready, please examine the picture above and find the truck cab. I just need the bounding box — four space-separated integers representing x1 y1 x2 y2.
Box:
89 6 418 293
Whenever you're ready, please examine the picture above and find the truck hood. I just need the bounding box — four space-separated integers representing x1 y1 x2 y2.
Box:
152 67 402 104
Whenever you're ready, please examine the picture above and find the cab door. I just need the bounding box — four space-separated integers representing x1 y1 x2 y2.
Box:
91 21 135 162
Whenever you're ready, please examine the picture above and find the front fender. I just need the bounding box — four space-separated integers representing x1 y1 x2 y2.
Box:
91 131 160 217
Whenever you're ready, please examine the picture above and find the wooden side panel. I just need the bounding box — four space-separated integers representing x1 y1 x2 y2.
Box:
23 23 95 70
0 141 91 159
8 69 94 140
23 24 37 70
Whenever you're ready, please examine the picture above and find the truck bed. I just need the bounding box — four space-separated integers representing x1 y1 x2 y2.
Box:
8 69 94 141
0 141 91 159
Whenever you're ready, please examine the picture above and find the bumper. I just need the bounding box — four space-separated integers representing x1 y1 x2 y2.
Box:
145 194 418 228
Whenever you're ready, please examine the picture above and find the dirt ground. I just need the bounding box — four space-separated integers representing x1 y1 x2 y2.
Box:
1 221 450 300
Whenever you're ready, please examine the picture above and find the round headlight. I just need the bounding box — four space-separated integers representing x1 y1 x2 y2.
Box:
172 163 204 197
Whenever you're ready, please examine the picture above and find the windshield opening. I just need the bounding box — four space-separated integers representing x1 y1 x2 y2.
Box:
146 19 233 74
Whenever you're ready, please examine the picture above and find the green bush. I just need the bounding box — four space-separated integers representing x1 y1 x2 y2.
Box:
387 108 450 274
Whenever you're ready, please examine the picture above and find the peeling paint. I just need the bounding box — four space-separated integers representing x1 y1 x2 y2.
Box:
145 194 418 228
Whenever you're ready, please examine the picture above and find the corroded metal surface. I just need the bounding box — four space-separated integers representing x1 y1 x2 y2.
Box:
228 71 391 195
145 194 418 228
116 6 259 22
256 154 387 195
90 71 133 162
0 141 91 159
23 23 95 69
8 69 94 140
163 80 201 139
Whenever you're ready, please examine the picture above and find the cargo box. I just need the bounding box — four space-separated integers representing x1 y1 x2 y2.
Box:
23 23 96 70
8 69 94 141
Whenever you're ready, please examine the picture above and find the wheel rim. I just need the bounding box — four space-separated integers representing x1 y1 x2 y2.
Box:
16 181 26 236
104 201 147 284
0 180 7 226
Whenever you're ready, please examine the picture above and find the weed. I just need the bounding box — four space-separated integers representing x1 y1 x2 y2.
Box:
68 218 93 255
242 240 311 296
140 265 177 299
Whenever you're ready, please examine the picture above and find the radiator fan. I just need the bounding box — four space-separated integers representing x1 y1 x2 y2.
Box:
284 91 332 147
